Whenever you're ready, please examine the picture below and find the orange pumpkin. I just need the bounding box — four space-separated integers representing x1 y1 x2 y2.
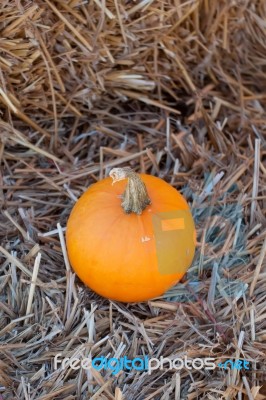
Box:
66 167 196 302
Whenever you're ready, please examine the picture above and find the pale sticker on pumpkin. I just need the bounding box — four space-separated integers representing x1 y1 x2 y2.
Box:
152 210 195 275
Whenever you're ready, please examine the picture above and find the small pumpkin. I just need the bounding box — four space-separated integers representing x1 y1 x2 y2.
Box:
66 167 196 302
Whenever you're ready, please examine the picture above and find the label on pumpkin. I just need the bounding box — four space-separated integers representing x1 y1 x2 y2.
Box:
152 210 196 275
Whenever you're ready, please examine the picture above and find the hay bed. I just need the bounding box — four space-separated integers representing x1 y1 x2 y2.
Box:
0 1 266 399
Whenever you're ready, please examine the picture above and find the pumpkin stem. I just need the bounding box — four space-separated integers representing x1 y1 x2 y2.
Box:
109 167 151 215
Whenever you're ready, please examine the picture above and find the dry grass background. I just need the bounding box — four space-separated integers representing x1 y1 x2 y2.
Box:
0 0 266 399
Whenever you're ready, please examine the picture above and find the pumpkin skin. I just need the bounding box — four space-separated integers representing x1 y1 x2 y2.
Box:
66 174 195 302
